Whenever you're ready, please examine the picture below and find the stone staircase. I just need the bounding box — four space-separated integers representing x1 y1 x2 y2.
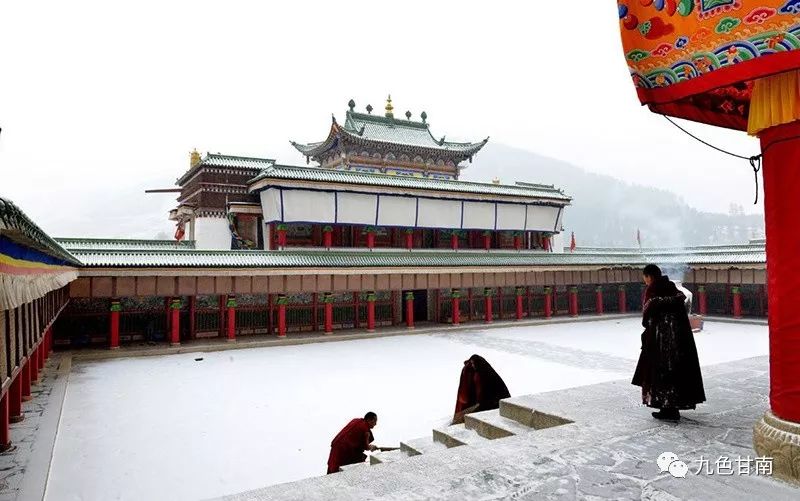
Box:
367 398 574 466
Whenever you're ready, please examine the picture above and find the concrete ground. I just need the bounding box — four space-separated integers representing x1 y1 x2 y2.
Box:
222 356 797 501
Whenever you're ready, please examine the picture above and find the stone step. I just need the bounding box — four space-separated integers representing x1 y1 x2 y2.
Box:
500 399 574 429
339 461 369 472
464 409 534 440
432 423 490 448
369 448 410 465
400 436 449 457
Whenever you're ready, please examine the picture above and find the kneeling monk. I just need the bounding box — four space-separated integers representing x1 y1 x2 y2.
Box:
453 355 510 424
326 412 378 474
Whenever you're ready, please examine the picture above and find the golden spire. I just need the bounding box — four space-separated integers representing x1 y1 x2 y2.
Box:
385 94 394 118
190 149 201 167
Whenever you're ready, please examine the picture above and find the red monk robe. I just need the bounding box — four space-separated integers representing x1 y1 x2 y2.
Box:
326 414 378 474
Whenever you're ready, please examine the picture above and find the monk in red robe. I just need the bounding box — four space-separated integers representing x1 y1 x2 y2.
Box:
326 412 378 474
452 355 510 424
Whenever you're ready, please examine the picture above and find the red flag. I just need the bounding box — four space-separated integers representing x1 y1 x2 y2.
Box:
569 232 576 252
174 218 186 242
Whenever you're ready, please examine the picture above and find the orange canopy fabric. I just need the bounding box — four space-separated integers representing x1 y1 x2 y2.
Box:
618 1 800 130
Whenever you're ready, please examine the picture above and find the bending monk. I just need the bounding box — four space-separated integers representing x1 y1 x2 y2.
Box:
326 412 378 474
453 355 510 424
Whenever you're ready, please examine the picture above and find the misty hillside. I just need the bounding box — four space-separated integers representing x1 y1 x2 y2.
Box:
462 143 764 248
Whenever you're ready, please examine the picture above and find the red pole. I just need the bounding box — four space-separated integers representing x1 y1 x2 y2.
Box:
483 233 491 250
109 300 121 350
698 286 708 315
515 287 524 320
595 287 604 315
405 292 415 329
277 227 287 247
732 286 743 318
618 285 627 313
513 234 522 250
366 231 375 249
569 287 579 317
21 360 31 402
226 295 236 342
324 294 333 334
452 290 460 325
544 287 552 318
9 375 23 423
451 233 459 250
170 298 181 346
323 227 333 248
484 288 493 323
0 393 10 452
277 296 287 338
405 231 413 250
31 347 39 384
366 293 376 332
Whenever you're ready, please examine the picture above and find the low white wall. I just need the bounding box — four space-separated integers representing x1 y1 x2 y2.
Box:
194 217 231 250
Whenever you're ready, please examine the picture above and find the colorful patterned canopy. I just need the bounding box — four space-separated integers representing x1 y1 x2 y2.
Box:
618 1 800 131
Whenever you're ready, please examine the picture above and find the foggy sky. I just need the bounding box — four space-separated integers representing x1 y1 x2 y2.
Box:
0 1 763 239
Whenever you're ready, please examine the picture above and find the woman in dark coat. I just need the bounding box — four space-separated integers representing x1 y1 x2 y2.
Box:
452 354 511 424
632 264 706 421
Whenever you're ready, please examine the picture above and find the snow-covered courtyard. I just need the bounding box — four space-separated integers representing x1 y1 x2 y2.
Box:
45 318 768 500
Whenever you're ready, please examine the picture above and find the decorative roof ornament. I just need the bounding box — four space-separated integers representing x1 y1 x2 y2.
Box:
385 94 394 118
190 149 201 168
366 104 373 115
405 110 412 120
492 177 501 185
420 111 427 124
348 99 355 111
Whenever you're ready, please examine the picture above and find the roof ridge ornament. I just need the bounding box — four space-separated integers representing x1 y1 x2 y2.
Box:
405 110 412 120
420 111 427 124
348 99 355 112
385 94 394 118
366 104 373 115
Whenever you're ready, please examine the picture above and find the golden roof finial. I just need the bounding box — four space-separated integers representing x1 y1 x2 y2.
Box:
190 149 201 167
385 94 394 118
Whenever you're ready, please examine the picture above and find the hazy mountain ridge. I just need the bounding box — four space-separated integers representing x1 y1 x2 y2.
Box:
462 143 764 248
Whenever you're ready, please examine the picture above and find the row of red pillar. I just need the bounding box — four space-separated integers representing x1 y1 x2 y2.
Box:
1 328 53 451
277 226 529 251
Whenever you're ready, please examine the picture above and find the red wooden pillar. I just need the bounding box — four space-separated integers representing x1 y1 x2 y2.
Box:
698 285 708 315
482 232 491 251
405 292 415 329
109 300 121 350
277 224 287 248
515 287 524 320
226 295 236 342
0 392 10 452
366 229 376 249
451 233 459 250
21 360 31 402
569 287 579 317
483 288 493 323
405 230 414 250
618 285 627 314
323 226 333 248
451 289 461 325
366 292 376 332
277 295 287 338
732 286 743 319
595 286 604 315
9 375 23 423
323 293 334 334
544 287 553 318
31 347 39 384
513 233 522 250
188 296 197 340
169 298 181 346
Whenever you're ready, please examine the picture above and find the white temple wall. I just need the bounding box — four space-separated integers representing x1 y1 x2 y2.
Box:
194 217 231 250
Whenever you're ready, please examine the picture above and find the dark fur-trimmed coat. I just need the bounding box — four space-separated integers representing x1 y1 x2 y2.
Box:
632 276 706 410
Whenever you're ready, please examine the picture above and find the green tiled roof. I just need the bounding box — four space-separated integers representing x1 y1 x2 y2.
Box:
56 238 196 252
0 197 81 265
69 247 765 269
249 164 571 202
177 153 276 185
291 110 488 159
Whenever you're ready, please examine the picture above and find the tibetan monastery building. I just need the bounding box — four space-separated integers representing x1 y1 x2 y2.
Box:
2 98 767 357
